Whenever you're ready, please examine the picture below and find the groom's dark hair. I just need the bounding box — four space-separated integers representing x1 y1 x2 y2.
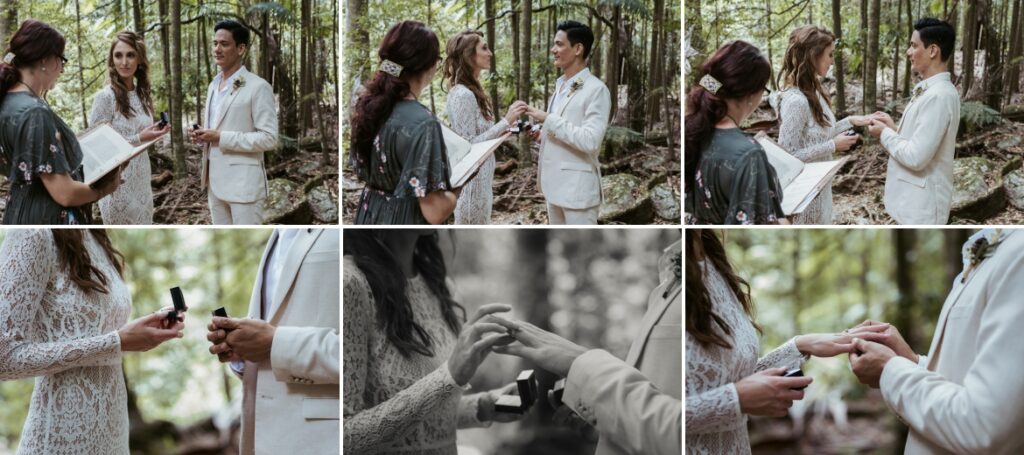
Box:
557 20 594 59
215 20 250 47
914 18 955 62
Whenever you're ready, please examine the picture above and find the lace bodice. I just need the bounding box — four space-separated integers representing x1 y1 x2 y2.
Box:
0 229 132 454
685 261 805 455
89 86 155 224
343 257 488 454
447 84 508 225
772 88 853 225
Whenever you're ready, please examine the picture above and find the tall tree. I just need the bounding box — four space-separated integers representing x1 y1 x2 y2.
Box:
485 0 499 120
74 0 88 128
517 0 531 165
962 0 978 97
902 0 912 97
170 0 184 175
981 0 1003 108
132 0 144 36
0 0 17 53
1005 0 1022 95
892 229 917 452
865 0 881 111
832 0 847 113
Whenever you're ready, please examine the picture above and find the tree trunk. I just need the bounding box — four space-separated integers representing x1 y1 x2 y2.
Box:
516 230 553 424
132 0 143 36
605 6 621 120
981 0 1003 108
647 0 664 124
864 0 881 112
74 0 88 128
485 0 499 120
0 1 17 55
892 229 916 453
962 0 978 96
860 0 868 111
1005 0 1023 94
903 0 912 97
170 0 185 175
893 0 902 101
832 0 847 113
948 1 959 75
766 0 776 90
517 0 532 165
299 0 312 136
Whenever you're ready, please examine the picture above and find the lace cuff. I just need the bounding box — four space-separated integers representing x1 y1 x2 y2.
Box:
685 382 744 434
755 337 807 372
834 116 854 133
128 133 141 146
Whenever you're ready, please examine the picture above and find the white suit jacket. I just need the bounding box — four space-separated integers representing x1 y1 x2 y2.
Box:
562 240 682 455
881 72 960 225
239 228 340 455
202 67 278 203
538 68 612 210
879 229 1024 454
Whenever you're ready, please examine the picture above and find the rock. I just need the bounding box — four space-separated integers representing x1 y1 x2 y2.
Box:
600 127 644 163
307 184 339 223
998 136 1022 151
262 178 311 224
1005 168 1024 210
297 160 320 175
599 173 653 224
951 157 1005 220
649 182 680 221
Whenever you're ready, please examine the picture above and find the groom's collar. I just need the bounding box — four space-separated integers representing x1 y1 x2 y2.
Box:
914 71 951 92
557 67 592 85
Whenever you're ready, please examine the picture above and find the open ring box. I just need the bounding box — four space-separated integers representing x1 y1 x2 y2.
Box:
494 370 538 414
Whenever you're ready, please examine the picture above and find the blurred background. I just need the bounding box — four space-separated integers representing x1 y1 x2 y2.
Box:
0 228 273 455
429 228 680 455
714 228 976 454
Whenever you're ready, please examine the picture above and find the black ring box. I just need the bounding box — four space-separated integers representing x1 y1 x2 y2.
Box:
494 370 538 414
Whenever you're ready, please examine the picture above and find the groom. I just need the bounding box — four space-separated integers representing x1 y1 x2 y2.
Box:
849 229 1024 453
867 18 959 225
192 20 278 225
526 20 611 225
206 229 340 454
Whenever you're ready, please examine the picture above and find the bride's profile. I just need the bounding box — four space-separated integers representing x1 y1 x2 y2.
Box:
0 229 185 454
343 229 522 454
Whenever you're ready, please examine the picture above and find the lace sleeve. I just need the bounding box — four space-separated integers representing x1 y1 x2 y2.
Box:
777 92 835 162
0 229 122 381
755 338 807 372
342 262 466 452
447 85 508 143
833 116 854 135
685 333 744 433
88 88 141 146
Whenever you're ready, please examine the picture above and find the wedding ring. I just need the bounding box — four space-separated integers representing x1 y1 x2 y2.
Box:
507 326 520 338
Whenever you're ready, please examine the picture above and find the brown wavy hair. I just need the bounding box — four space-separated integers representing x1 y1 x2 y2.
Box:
350 21 440 176
107 30 154 119
52 230 125 294
684 41 771 195
686 229 760 349
0 20 66 105
779 25 836 128
442 30 493 121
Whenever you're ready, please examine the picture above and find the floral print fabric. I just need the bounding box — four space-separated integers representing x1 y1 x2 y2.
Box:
687 128 785 225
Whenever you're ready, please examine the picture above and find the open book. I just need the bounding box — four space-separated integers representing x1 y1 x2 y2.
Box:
440 124 509 188
78 124 158 185
757 136 850 215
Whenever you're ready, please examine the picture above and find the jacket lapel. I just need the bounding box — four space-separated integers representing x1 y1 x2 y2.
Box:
213 84 242 130
625 279 680 367
249 231 277 320
268 229 323 325
557 74 589 116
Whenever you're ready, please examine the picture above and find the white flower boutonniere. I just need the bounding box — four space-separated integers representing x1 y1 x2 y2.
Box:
962 228 1003 283
569 78 585 95
909 86 925 104
231 76 246 95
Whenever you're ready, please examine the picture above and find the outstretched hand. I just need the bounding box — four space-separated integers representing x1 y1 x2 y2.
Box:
849 338 898 388
490 320 588 377
525 105 548 123
447 304 517 385
846 319 918 363
794 324 890 358
118 309 184 352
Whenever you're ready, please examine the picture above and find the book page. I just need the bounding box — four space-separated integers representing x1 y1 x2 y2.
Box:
441 124 472 169
781 157 849 215
757 136 804 189
79 124 157 184
441 123 508 188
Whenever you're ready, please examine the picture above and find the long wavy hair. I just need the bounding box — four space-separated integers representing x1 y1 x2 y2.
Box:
686 229 760 349
343 230 465 358
107 30 155 119
52 230 125 295
349 21 440 176
779 25 836 128
442 30 493 121
0 20 66 105
684 41 771 194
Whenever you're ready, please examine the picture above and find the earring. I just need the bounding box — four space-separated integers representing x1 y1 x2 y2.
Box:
40 66 46 72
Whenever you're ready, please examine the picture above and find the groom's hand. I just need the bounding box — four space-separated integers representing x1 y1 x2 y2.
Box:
193 128 221 146
867 120 886 138
208 317 275 363
849 338 897 388
491 321 588 377
847 320 918 363
525 105 548 123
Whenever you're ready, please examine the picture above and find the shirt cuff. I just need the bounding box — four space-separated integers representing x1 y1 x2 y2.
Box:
230 360 245 375
880 127 898 149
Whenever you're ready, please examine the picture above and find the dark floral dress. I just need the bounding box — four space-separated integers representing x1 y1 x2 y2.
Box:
353 100 452 224
0 92 90 224
686 128 785 225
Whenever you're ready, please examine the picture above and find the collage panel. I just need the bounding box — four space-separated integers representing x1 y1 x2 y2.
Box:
0 228 340 454
0 0 338 226
683 0 1024 226
686 227 1024 453
341 0 681 225
342 228 682 453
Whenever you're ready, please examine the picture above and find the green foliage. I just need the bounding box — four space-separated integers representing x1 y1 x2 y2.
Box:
960 101 1003 131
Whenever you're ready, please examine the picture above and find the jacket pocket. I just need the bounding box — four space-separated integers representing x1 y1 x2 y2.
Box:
302 397 340 420
896 173 927 188
559 161 594 172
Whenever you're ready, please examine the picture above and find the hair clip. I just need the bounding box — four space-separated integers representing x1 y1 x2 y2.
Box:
380 59 403 78
699 74 722 95
2 52 14 65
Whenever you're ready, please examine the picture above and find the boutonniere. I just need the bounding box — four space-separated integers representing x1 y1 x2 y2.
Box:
962 229 1003 283
569 78 585 95
909 86 925 104
231 76 246 95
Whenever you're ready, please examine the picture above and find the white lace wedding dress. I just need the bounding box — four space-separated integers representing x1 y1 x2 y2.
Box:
446 84 509 225
0 229 132 454
89 86 155 224
343 257 492 454
685 260 806 455
772 88 853 225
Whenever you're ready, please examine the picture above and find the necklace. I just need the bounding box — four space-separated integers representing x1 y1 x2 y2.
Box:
724 113 742 128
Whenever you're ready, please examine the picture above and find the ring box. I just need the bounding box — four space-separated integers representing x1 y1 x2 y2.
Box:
551 378 566 406
167 286 187 324
494 369 538 414
784 368 807 390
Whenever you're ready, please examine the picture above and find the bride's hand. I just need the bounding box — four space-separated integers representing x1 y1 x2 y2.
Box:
491 321 588 377
478 382 528 423
794 324 890 358
118 310 184 352
504 101 528 125
447 304 517 386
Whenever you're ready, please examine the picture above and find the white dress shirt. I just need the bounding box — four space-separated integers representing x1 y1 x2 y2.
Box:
207 66 248 158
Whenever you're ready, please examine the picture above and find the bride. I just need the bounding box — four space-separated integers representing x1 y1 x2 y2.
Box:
343 229 521 454
0 229 185 454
